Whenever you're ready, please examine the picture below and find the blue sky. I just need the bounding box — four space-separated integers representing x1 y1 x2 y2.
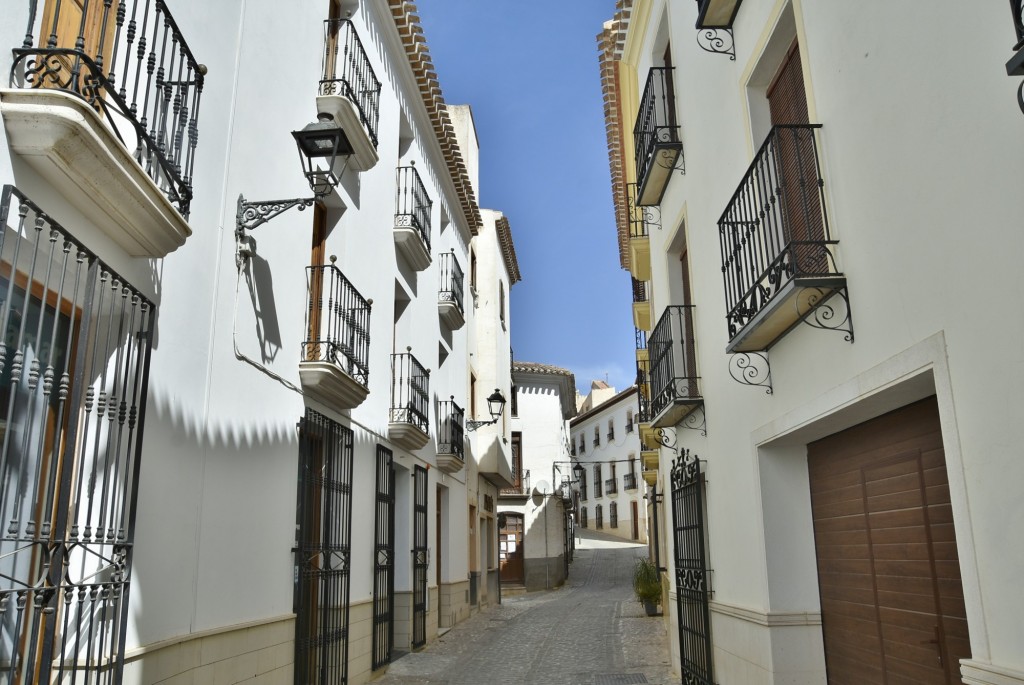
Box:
417 0 635 394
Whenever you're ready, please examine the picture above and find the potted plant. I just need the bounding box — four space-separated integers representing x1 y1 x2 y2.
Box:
632 557 662 616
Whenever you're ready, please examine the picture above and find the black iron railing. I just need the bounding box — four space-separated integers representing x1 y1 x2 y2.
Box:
437 398 465 461
595 470 603 498
12 0 205 216
1013 0 1024 50
304 258 371 387
390 351 429 436
580 474 588 501
580 506 588 528
719 125 837 340
596 504 604 529
395 165 432 251
650 305 700 418
637 327 648 351
634 67 680 194
637 357 652 423
321 18 381 147
605 477 618 496
0 185 156 685
610 501 618 528
439 250 465 313
627 182 649 238
501 469 530 496
632 277 649 304
624 473 638 490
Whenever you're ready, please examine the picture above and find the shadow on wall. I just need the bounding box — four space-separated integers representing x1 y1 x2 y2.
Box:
243 240 284 364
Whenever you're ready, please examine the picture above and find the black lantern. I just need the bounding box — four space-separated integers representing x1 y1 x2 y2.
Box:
467 389 507 431
292 113 352 197
572 462 585 482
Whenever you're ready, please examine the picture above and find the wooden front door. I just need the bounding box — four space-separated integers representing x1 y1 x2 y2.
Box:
632 501 640 540
808 397 971 684
499 513 525 584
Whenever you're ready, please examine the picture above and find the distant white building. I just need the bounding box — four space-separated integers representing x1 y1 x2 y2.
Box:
571 383 647 543
498 362 577 592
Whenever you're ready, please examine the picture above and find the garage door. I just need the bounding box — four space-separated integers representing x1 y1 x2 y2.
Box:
808 397 971 684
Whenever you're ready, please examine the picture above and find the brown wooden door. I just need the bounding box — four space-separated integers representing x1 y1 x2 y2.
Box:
808 397 971 684
499 513 524 584
767 40 826 267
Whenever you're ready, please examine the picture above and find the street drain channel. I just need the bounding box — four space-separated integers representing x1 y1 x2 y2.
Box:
594 675 649 684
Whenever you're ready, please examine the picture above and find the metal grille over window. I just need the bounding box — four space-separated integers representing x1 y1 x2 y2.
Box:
596 504 604 529
670 450 715 685
305 257 371 386
320 18 381 147
412 466 428 648
0 185 156 683
11 1 205 216
395 166 432 252
295 409 354 685
390 350 429 436
372 445 395 671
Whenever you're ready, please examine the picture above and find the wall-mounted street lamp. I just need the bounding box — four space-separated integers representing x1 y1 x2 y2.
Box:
466 389 506 431
236 112 350 240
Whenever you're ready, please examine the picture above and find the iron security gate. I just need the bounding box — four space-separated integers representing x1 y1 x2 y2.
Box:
0 185 155 684
372 445 395 670
670 450 715 685
296 410 354 685
412 466 428 648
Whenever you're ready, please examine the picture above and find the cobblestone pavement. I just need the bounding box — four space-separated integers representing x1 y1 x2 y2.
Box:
374 529 676 685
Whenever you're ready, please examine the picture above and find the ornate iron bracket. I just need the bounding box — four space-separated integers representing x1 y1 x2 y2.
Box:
655 147 686 175
681 405 707 436
236 194 315 235
627 191 663 232
728 351 772 394
696 28 735 61
797 286 855 343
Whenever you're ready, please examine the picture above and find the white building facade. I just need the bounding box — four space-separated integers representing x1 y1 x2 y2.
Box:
601 1 1024 684
498 362 577 592
0 1 516 683
571 384 647 544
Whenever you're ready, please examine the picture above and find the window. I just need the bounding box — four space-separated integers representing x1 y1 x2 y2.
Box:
470 248 477 290
610 501 619 529
499 280 506 328
580 506 588 528
580 435 586 455
607 418 615 441
596 504 604 529
0 186 156 682
626 409 635 432
594 464 603 498
580 471 588 501
593 425 600 447
511 384 519 417
470 372 477 419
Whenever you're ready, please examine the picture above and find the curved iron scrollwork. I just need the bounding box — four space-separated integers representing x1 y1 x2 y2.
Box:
681 405 707 436
670 448 702 489
728 351 772 394
1018 80 1024 115
236 195 315 234
627 184 664 232
655 426 678 449
797 287 855 343
696 28 736 60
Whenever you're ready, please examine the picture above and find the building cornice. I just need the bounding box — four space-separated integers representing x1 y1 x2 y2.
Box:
388 1 482 236
495 215 522 285
513 362 577 419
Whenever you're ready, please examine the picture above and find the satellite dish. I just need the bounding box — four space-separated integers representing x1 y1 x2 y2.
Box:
532 480 552 498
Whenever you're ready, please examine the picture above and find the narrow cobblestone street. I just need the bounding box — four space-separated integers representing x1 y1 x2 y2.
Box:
375 530 675 685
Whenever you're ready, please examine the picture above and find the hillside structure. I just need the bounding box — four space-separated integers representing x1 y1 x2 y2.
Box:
600 1 1024 684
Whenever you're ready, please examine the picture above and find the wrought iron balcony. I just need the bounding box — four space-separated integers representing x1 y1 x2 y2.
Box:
436 398 465 474
627 182 653 281
695 0 744 28
319 18 381 170
605 478 618 496
650 305 702 428
6 0 205 255
636 357 652 423
1013 0 1024 52
438 250 465 329
300 258 371 409
394 164 433 270
719 125 845 353
389 350 430 451
624 473 639 491
634 67 682 206
632 278 652 331
500 469 530 497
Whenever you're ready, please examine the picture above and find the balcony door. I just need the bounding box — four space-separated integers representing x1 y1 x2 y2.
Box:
767 40 826 265
39 0 117 78
499 513 524 584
